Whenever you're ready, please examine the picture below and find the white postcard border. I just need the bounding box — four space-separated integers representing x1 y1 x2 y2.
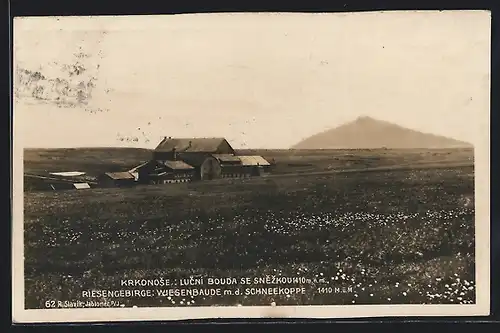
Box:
12 11 491 323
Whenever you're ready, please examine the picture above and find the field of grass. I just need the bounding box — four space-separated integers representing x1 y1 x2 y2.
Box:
23 148 475 309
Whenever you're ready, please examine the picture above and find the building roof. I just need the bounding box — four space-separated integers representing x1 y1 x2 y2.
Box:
104 172 135 180
73 183 91 189
163 160 194 170
238 155 271 166
155 137 230 153
212 154 242 163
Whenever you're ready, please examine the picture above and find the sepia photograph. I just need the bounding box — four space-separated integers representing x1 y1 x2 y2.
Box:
12 11 491 323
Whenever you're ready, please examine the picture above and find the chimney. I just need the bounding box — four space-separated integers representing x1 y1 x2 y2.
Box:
172 148 177 161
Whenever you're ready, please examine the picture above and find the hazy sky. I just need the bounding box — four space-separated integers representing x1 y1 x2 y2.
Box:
14 11 491 149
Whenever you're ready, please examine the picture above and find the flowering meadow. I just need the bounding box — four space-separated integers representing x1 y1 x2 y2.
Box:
24 151 474 309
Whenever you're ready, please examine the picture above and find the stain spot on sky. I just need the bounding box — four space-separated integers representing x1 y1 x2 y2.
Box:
14 40 111 114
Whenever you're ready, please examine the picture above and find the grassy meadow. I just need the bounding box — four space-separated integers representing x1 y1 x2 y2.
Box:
23 148 475 308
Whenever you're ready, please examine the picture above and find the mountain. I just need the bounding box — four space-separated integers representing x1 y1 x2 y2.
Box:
291 116 473 149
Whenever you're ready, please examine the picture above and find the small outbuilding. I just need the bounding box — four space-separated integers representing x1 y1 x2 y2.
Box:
238 156 272 176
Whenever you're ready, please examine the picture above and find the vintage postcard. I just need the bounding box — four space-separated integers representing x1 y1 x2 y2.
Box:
12 11 491 323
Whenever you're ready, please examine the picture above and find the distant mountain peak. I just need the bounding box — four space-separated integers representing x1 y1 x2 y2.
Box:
354 115 391 124
292 117 472 149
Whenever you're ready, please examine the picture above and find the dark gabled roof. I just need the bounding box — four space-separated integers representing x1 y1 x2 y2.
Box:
212 154 242 163
155 137 230 153
163 160 194 170
104 172 135 180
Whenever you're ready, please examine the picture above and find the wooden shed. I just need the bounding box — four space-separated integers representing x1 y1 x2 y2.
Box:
238 156 272 176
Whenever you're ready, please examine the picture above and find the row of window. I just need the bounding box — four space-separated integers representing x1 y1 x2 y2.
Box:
221 173 252 178
150 179 192 185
